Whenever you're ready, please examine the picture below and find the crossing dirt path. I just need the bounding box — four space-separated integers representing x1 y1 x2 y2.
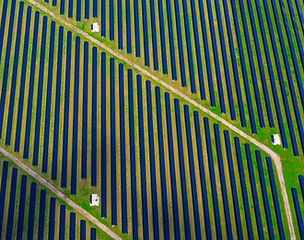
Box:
0 147 123 240
8 0 297 238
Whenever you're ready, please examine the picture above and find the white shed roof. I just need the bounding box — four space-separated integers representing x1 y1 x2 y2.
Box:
91 23 100 32
271 134 281 145
90 194 100 206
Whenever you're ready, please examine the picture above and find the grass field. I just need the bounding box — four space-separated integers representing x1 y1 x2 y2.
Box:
0 0 303 239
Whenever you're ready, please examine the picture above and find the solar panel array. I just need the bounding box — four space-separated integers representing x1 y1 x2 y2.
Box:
0 161 101 239
37 0 304 157
0 0 303 239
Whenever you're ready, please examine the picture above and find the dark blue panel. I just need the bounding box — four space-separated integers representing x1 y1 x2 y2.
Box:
60 0 65 14
70 212 76 239
17 175 27 239
146 81 159 239
0 0 8 62
172 0 186 86
33 16 48 166
22 11 39 159
5 1 24 145
101 0 105 36
6 168 18 240
128 69 138 240
101 52 107 217
133 0 140 56
59 205 66 240
85 0 89 19
193 112 211 239
38 190 46 240
126 0 131 53
300 176 304 202
256 151 275 239
52 26 64 180
14 6 32 152
184 105 201 239
234 137 253 239
292 188 304 238
27 182 37 240
48 197 56 240
204 118 222 239
0 161 8 236
118 0 123 49
137 75 149 239
80 220 86 240
266 157 285 239
43 20 56 173
165 0 177 80
164 93 180 239
0 0 16 139
93 0 97 17
110 58 117 225
62 31 72 188
110 0 114 39
91 47 97 186
68 0 73 18
91 228 96 240
119 64 127 233
82 41 89 179
197 0 215 106
245 144 264 239
296 0 304 33
76 0 81 21
71 36 80 195
155 87 169 239
142 0 150 66
157 0 168 74
149 0 159 70
214 124 232 239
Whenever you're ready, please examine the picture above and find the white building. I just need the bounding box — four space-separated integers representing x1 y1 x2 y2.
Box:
91 23 100 32
271 134 281 145
90 194 100 206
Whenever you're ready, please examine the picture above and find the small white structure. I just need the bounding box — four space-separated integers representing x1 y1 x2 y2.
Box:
271 134 281 145
90 194 100 206
91 23 100 32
